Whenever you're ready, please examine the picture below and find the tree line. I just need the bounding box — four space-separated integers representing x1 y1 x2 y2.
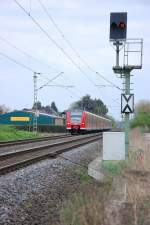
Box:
0 95 108 116
0 101 58 115
31 101 58 115
70 95 108 116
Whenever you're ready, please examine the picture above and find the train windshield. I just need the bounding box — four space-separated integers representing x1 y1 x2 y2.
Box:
71 111 82 123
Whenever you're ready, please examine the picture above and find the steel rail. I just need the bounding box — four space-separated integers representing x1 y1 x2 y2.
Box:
0 133 102 175
0 134 70 148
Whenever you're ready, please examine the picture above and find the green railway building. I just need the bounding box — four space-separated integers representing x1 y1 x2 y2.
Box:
0 110 56 127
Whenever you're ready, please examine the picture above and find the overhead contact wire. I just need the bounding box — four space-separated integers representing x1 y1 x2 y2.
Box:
0 35 59 73
13 0 98 86
0 52 34 72
38 0 121 91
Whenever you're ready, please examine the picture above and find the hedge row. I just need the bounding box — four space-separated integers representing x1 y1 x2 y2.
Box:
16 125 67 133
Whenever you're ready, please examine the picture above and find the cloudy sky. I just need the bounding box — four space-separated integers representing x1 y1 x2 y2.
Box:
0 0 149 119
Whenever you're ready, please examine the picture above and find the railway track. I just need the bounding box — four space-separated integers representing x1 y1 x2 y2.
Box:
0 133 70 148
0 133 102 175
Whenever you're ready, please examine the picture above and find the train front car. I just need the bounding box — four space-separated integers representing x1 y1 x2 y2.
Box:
66 110 83 134
66 110 112 134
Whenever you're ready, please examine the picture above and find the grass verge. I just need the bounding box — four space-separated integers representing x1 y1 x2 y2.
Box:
60 128 150 225
60 167 113 225
74 167 93 185
0 125 39 141
102 160 126 175
60 185 110 225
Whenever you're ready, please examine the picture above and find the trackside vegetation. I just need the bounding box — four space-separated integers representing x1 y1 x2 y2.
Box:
60 128 150 225
60 168 112 225
17 125 66 133
130 100 150 131
0 125 39 141
102 160 126 175
131 111 150 130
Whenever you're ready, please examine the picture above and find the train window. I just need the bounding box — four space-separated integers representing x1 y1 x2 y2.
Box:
71 111 82 122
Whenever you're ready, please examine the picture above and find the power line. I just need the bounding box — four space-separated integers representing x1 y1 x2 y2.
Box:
96 85 120 106
0 49 101 106
0 51 34 72
29 0 31 15
38 72 64 90
0 35 59 73
45 85 74 88
0 36 66 85
96 72 121 90
37 0 121 91
36 70 77 100
13 0 99 87
13 0 121 110
0 51 63 89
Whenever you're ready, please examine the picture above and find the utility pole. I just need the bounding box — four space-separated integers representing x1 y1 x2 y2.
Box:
109 12 143 159
114 41 131 158
32 71 73 133
113 41 122 67
33 72 40 133
124 70 131 158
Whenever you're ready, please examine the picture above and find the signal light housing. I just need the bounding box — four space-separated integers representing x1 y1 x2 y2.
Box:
110 12 127 41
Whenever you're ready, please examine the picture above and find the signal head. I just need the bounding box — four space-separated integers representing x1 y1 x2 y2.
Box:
109 12 127 41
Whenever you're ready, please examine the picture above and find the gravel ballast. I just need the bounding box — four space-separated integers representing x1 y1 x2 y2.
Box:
0 140 101 225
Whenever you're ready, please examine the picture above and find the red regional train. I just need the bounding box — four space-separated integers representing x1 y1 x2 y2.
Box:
66 110 112 134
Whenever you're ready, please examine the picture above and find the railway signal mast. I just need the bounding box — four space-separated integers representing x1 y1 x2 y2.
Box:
109 12 143 158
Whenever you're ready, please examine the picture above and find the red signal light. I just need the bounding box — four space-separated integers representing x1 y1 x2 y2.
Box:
119 22 126 29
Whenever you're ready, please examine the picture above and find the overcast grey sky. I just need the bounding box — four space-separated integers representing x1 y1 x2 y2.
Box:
0 0 149 119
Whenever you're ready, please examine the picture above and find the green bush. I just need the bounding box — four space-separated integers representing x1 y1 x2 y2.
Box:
74 168 92 185
102 160 126 175
130 112 150 130
16 125 67 133
0 125 39 141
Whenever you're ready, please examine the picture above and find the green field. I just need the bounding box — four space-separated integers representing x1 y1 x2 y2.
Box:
0 125 39 141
